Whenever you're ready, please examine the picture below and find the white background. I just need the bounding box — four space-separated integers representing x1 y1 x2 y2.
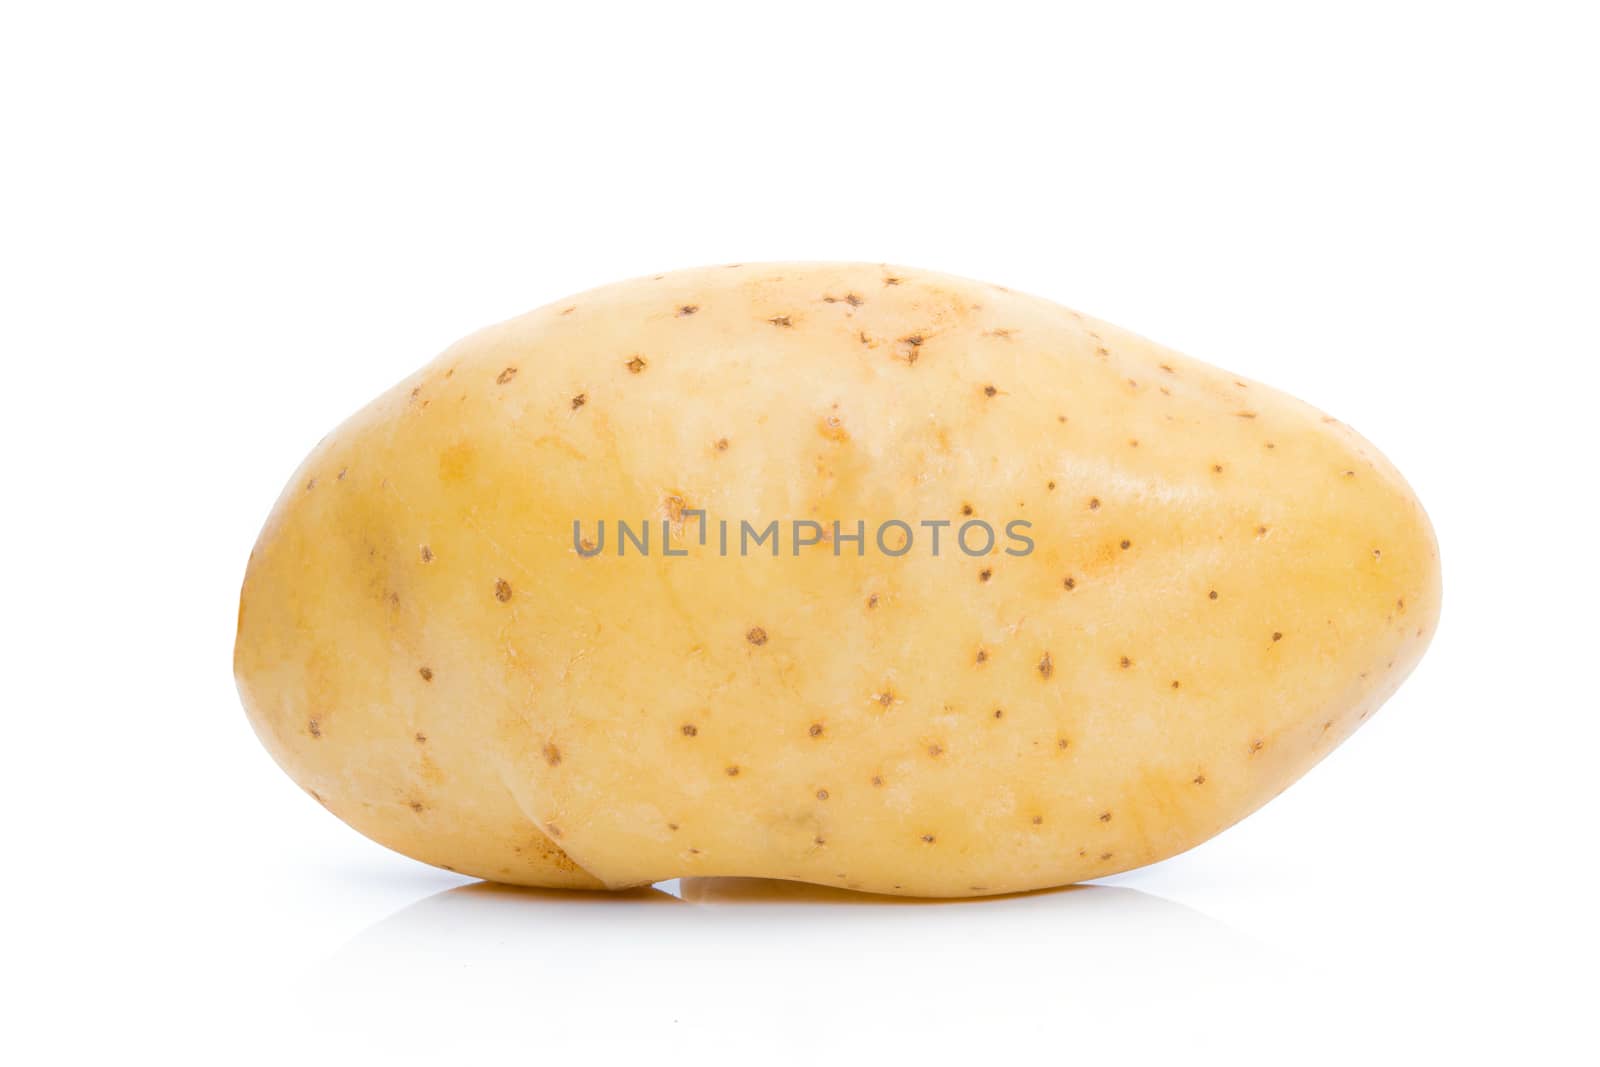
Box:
4 2 1596 1063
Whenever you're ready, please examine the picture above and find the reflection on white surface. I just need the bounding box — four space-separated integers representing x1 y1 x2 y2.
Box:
306 878 1283 1060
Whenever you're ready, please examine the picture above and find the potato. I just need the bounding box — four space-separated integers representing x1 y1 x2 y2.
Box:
234 262 1440 896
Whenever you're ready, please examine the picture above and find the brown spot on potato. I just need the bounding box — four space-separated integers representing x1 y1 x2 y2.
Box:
1088 497 1101 510
978 568 992 583
545 823 562 837
494 579 513 602
1209 590 1219 600
768 315 793 328
809 723 825 737
1099 811 1112 822
420 545 434 563
866 593 880 609
626 355 647 374
1063 576 1076 590
1120 539 1132 550
725 765 741 777
975 648 989 664
308 718 321 738
415 733 427 744
746 626 768 646
570 393 587 411
715 437 729 451
418 667 433 682
496 367 518 385
921 834 936 843
884 275 903 286
871 775 885 787
983 384 998 397
681 723 698 737
1120 656 1133 669
1249 739 1265 754
1032 815 1043 825
677 304 698 316
662 493 690 525
993 708 1004 719
896 334 925 363
1193 774 1206 785
1272 631 1283 642
410 801 425 813
542 743 561 767
1038 652 1054 679
816 789 830 800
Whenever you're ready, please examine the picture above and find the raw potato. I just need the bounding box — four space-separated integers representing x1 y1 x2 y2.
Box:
234 263 1440 896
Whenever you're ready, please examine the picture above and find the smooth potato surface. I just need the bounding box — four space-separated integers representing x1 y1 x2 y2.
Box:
234 263 1440 895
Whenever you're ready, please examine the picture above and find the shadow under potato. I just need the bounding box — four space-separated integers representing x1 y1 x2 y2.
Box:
333 874 1247 950
303 874 1272 1055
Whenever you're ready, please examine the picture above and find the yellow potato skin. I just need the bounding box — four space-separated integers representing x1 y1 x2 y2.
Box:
234 263 1440 895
